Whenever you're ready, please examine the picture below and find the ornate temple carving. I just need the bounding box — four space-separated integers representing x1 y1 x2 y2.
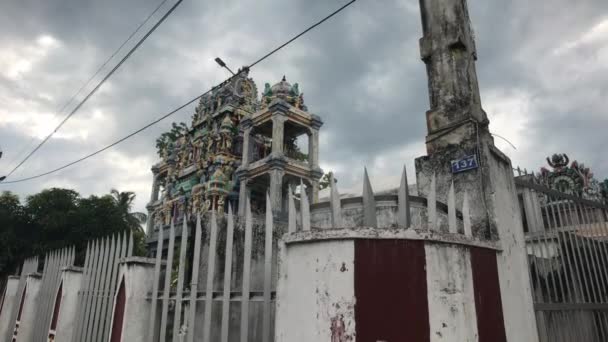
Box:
146 71 323 230
538 153 608 203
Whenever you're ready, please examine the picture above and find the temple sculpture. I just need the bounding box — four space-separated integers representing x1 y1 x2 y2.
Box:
145 70 323 233
536 153 608 203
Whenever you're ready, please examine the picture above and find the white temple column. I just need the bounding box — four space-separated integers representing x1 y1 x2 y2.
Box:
241 127 252 166
269 169 285 215
271 115 286 155
308 128 319 168
311 180 320 204
238 179 248 216
150 174 160 203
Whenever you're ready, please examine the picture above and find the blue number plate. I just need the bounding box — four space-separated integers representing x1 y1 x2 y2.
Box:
451 155 479 173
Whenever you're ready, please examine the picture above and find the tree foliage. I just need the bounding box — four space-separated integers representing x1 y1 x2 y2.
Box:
155 122 188 157
0 188 148 278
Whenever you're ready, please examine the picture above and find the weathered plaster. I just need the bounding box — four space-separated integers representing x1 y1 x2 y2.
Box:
54 266 83 342
275 240 356 342
425 244 478 341
110 257 156 342
283 227 500 251
17 273 42 342
0 277 19 340
487 148 539 342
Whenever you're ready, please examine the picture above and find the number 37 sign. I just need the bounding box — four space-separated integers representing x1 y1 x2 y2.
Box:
451 154 479 174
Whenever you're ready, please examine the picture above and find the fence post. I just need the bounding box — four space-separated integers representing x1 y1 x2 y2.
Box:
15 273 42 342
108 257 156 342
0 276 20 339
54 266 83 342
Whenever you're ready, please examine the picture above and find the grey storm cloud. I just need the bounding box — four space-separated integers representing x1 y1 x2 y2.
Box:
1 0 607 212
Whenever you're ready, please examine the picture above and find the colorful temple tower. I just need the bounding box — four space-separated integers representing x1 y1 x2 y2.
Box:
146 71 322 234
236 76 323 217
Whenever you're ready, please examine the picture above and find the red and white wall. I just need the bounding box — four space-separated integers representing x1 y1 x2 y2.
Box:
276 231 509 342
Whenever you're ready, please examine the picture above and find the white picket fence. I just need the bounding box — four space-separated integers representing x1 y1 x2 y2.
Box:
0 168 476 342
72 232 134 342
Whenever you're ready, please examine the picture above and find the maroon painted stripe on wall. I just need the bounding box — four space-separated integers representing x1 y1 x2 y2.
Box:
470 247 507 342
50 283 63 330
110 278 126 342
355 239 430 342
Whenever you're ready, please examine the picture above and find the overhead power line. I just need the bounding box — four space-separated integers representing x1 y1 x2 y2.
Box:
1 0 171 176
3 0 183 180
1 0 356 185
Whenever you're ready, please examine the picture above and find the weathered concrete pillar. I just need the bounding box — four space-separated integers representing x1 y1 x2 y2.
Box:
53 266 83 342
307 129 319 168
238 179 248 216
414 0 538 340
271 114 286 155
418 0 487 150
269 168 285 214
241 118 253 166
309 180 319 204
0 276 19 340
150 169 160 203
16 273 42 342
108 257 156 342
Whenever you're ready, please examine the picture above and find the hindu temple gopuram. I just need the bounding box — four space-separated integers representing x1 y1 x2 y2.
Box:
146 69 323 234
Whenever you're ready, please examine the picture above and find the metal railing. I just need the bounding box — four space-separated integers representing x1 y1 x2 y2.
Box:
517 177 608 342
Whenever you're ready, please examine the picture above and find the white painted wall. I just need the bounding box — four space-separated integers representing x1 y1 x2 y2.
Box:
17 274 42 342
110 258 155 342
488 149 539 342
0 277 19 340
425 244 478 342
54 267 83 342
275 240 356 342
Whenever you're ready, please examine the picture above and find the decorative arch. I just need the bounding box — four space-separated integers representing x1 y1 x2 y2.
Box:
109 277 126 342
12 284 27 342
48 281 63 341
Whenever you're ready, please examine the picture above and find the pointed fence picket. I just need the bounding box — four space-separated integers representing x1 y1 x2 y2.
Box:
32 247 74 342
72 231 134 342
4 256 38 342
147 193 282 342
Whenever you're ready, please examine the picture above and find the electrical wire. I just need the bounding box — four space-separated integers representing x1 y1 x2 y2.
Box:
1 0 356 184
3 0 183 179
1 0 171 176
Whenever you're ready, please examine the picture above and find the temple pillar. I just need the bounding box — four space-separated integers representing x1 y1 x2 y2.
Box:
150 173 160 203
269 169 284 215
310 180 320 204
238 179 248 216
242 127 252 166
271 115 286 155
307 128 319 168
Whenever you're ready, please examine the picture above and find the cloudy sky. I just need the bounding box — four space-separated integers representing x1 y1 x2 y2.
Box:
1 0 607 213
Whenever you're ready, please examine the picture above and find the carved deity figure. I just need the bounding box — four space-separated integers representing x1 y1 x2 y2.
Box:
217 196 225 211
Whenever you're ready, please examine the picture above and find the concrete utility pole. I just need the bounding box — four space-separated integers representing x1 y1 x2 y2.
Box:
415 0 539 341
